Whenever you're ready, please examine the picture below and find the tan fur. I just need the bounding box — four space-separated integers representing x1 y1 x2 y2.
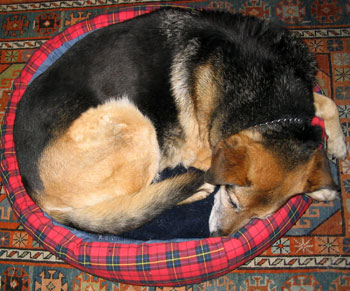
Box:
170 63 217 171
172 64 221 204
38 98 160 224
188 64 219 170
64 171 202 232
167 49 200 169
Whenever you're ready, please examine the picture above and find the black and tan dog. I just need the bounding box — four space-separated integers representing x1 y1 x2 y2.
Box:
14 8 346 236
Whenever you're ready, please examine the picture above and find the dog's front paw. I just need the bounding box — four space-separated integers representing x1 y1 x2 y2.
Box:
307 188 339 202
328 133 347 160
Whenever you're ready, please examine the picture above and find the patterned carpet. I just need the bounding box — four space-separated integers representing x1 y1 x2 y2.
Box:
0 0 350 290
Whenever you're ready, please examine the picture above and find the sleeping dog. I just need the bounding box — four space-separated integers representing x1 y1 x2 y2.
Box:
14 8 346 236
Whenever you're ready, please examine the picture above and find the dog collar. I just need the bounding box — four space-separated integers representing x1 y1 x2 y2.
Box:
252 116 326 141
253 117 304 128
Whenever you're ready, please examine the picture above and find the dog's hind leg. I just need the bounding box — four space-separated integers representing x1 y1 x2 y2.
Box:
38 98 161 219
314 92 347 159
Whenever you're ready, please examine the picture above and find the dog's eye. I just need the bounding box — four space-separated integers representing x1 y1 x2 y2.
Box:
225 186 239 209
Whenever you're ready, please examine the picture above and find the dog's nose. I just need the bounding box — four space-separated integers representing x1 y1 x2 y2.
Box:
210 230 222 237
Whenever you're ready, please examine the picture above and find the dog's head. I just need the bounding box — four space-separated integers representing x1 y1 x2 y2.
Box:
206 130 336 236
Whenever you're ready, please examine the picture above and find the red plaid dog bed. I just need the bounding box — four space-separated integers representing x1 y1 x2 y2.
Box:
0 7 315 286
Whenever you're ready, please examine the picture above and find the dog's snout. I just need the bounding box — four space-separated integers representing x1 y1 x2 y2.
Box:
210 230 222 237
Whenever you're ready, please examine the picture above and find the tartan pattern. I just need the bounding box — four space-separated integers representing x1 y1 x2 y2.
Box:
0 8 314 286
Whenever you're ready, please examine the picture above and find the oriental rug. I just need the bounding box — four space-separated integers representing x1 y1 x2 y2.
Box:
0 0 350 290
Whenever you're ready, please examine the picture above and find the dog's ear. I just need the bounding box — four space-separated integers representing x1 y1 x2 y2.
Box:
205 135 249 186
305 149 337 193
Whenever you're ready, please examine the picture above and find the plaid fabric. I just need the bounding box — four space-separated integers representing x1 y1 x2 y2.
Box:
0 7 315 286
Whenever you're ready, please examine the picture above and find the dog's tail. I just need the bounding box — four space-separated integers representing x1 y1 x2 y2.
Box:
60 170 204 235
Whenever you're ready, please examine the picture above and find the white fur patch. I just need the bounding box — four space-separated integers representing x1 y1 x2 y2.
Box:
209 186 228 234
327 133 347 160
307 188 339 201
